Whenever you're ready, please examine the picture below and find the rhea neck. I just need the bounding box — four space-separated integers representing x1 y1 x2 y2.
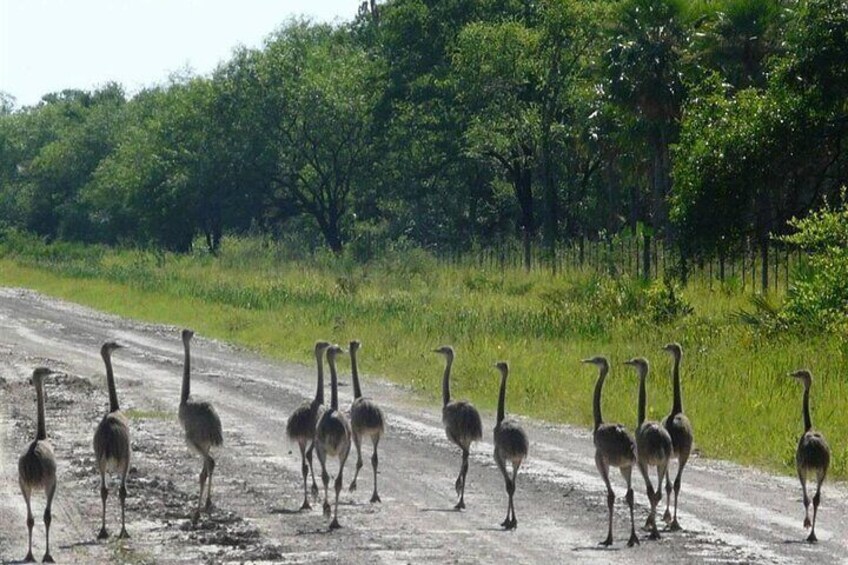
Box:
442 355 453 408
496 368 508 425
314 348 326 406
670 352 683 416
181 338 191 405
327 353 339 410
35 378 47 441
592 364 608 432
103 350 120 413
350 348 362 400
801 382 812 432
636 366 647 427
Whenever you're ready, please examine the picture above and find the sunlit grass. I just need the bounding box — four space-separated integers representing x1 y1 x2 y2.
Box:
1 236 845 479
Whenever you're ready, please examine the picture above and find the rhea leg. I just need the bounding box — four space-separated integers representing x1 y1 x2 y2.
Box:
798 467 811 528
330 447 350 530
621 466 639 547
298 441 311 510
808 471 824 543
118 465 130 539
455 448 469 510
21 484 34 562
193 458 208 524
509 461 520 529
663 459 674 523
595 451 614 547
316 445 331 517
43 481 56 563
306 442 319 496
204 455 216 512
370 435 381 503
637 461 655 533
648 463 667 539
98 469 109 539
669 450 689 531
349 432 363 491
494 450 511 528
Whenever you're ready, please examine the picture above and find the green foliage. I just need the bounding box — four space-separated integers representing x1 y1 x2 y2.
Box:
780 197 848 331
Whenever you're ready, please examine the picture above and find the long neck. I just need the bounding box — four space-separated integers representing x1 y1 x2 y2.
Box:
496 371 507 425
442 357 453 407
181 340 191 405
351 349 362 399
314 351 325 406
593 365 607 432
36 379 47 440
328 356 339 410
104 352 120 412
671 354 683 415
802 385 812 432
637 370 647 427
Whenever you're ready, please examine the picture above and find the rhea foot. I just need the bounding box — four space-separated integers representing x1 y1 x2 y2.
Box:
599 534 613 547
628 532 640 547
668 519 682 532
118 528 130 539
97 527 109 540
370 492 381 504
42 553 55 563
454 499 465 510
804 517 811 528
300 499 312 511
807 532 818 543
349 480 357 492
329 518 341 530
23 552 35 563
648 529 661 541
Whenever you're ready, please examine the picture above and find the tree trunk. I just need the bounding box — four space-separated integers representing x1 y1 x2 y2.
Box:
760 240 769 293
514 162 534 273
642 233 651 281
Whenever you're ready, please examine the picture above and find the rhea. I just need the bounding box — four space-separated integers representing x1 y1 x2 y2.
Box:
661 343 693 531
315 344 352 529
790 369 830 543
583 356 639 547
434 345 482 510
93 341 131 539
493 362 528 530
18 367 57 563
179 329 223 524
624 357 672 540
347 340 386 503
286 340 332 510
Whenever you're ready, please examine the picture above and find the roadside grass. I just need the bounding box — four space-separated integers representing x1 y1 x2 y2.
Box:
1 236 846 479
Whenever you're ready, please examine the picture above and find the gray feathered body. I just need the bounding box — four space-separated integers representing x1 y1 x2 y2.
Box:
18 441 56 490
636 421 673 467
663 413 693 457
595 423 636 468
350 397 384 438
287 399 322 443
797 431 830 475
179 400 223 452
94 411 131 472
443 401 482 450
317 408 351 457
494 419 528 465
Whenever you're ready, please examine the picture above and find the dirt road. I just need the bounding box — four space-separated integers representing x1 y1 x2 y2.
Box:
0 288 846 564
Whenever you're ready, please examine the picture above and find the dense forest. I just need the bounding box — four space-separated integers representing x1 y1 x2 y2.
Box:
1 0 846 288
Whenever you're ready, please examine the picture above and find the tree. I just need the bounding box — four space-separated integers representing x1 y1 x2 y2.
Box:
258 22 382 253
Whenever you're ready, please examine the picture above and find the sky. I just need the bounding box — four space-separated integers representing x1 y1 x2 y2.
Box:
0 0 358 107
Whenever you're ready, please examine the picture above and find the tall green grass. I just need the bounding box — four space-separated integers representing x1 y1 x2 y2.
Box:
1 233 846 478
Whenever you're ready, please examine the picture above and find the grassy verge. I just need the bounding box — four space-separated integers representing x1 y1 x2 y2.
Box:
1 236 845 479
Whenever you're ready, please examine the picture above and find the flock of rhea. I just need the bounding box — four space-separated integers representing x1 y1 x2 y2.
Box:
14 330 829 562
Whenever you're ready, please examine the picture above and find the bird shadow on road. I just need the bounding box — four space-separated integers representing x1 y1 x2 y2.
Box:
572 545 622 553
57 539 99 550
269 507 302 515
419 507 461 513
